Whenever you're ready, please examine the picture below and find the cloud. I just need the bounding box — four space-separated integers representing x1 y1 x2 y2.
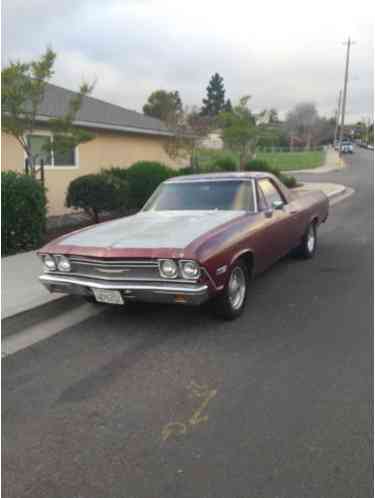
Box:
2 0 373 122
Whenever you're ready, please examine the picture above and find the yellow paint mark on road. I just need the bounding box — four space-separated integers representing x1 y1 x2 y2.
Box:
162 422 187 442
189 387 217 426
161 381 218 442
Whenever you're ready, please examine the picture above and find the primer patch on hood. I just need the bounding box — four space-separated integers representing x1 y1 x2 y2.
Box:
60 210 245 249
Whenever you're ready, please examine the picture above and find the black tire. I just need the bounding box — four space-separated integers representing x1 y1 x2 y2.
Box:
296 221 317 259
214 259 249 320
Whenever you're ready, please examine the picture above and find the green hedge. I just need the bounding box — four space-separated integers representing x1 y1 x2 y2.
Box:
66 173 128 223
244 159 297 188
115 161 174 210
2 171 47 256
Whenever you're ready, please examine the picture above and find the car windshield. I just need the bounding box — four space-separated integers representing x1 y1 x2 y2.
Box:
143 180 255 211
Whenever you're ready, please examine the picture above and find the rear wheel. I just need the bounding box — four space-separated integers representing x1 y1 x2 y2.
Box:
214 260 249 320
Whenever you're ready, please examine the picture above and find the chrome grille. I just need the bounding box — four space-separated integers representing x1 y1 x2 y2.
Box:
67 257 160 281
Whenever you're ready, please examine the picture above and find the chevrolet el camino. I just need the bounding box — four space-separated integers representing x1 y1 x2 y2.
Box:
38 172 329 319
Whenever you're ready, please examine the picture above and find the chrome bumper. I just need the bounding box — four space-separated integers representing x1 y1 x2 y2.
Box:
39 273 210 305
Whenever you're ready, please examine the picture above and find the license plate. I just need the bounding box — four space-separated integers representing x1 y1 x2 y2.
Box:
92 288 124 305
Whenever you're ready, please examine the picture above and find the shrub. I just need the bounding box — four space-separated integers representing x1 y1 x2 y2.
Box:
101 166 128 182
2 171 47 256
208 156 238 172
66 173 128 223
244 159 271 172
125 161 174 209
279 173 298 189
244 159 297 189
176 166 196 176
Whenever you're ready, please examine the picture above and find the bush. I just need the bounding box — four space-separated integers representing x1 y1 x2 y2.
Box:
208 156 238 172
125 161 174 209
244 159 271 172
176 166 196 176
101 166 128 182
66 173 128 223
279 173 298 189
244 159 297 189
2 171 47 256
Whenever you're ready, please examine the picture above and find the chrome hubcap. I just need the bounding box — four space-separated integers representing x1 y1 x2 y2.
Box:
307 226 315 253
228 266 246 310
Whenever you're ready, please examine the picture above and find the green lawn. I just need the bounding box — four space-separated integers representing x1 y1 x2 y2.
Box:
255 150 325 171
196 149 325 172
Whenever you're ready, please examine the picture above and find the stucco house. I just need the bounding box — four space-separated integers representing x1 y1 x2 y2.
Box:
1 82 177 215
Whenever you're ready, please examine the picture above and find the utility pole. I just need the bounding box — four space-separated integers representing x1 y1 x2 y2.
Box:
338 37 355 155
333 89 342 146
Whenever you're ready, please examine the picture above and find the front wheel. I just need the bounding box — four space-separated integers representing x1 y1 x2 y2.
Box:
214 260 249 320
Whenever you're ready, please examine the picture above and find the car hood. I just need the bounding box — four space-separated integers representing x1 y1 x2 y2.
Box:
56 210 246 251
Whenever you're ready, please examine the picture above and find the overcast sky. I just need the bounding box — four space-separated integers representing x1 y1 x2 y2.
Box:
2 0 374 122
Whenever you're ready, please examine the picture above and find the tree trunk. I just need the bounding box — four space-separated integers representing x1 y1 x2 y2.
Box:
239 153 246 171
92 208 99 224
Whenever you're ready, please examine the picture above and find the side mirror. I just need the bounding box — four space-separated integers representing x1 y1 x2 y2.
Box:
272 200 284 210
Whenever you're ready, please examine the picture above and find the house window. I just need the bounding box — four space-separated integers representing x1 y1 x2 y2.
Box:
27 134 77 167
54 146 76 166
27 134 52 166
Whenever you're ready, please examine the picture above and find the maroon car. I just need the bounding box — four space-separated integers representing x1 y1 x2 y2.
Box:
38 172 329 319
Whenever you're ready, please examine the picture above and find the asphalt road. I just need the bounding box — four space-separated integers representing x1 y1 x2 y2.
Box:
2 147 373 498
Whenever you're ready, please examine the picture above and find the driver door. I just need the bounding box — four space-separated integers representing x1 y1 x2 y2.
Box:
257 178 295 262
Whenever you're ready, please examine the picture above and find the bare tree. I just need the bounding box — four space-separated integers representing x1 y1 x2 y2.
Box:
285 103 319 149
163 106 214 168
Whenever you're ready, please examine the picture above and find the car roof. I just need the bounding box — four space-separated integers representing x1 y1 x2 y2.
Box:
165 171 274 183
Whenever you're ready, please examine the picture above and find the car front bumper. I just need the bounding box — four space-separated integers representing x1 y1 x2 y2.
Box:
39 273 210 306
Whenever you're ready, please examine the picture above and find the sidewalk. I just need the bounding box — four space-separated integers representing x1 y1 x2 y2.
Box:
1 180 352 321
294 181 349 200
289 147 345 174
1 251 61 320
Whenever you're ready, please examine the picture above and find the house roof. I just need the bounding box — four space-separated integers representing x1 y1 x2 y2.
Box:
36 82 173 137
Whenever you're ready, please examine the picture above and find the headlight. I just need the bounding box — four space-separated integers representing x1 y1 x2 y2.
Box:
56 255 71 272
180 260 200 280
159 259 178 279
44 254 56 271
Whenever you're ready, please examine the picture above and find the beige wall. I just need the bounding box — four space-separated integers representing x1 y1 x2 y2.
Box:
1 128 178 215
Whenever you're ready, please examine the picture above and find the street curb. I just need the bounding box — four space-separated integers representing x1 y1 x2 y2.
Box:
1 295 84 338
329 186 355 206
288 162 346 174
325 185 347 201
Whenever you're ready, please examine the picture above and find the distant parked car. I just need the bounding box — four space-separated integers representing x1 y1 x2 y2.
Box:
340 141 353 154
38 172 329 320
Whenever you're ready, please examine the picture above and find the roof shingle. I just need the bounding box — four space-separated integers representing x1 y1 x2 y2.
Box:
37 82 171 136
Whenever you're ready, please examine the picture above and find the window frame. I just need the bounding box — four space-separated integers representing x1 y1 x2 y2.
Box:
24 130 79 169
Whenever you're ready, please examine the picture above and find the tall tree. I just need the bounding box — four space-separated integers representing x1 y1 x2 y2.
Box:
223 98 233 113
143 90 183 124
201 73 226 117
1 47 95 175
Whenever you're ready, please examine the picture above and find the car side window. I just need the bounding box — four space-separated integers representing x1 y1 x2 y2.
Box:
256 184 268 211
258 179 285 208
